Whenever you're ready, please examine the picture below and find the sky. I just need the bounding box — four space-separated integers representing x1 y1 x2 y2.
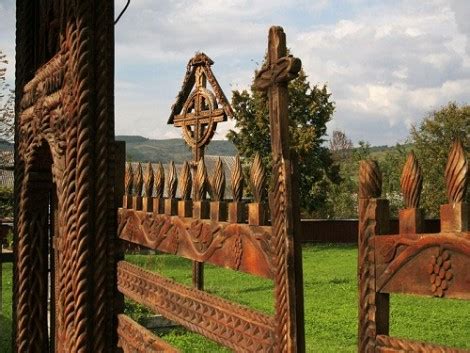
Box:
1 0 470 146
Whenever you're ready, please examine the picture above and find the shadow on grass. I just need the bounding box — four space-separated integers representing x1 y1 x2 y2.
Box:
0 314 12 353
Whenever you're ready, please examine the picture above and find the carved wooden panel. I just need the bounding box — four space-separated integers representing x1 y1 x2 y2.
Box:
117 261 276 352
118 209 273 278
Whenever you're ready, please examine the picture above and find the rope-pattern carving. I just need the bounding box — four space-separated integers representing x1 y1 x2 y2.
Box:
270 156 289 352
125 162 133 195
445 139 468 204
144 162 154 197
180 161 192 200
231 155 244 202
210 157 225 201
400 151 423 209
194 158 208 201
376 335 468 353
134 163 143 197
167 161 178 199
250 153 266 202
154 162 165 199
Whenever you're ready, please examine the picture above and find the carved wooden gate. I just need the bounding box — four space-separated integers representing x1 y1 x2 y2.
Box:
116 26 305 352
358 140 469 352
14 1 118 352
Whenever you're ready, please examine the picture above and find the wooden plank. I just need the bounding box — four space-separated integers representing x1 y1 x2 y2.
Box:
0 251 13 263
118 209 274 279
117 314 179 353
117 261 276 352
375 233 470 299
376 335 470 353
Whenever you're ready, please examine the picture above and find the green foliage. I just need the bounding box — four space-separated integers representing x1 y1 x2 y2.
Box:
227 66 339 216
409 102 470 217
0 186 13 218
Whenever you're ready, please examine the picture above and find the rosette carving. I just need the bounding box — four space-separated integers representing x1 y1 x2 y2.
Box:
250 153 266 202
231 155 244 202
125 162 133 196
359 160 382 198
144 162 154 197
194 159 208 201
445 139 468 203
134 162 143 196
400 151 423 208
210 157 226 201
167 161 178 199
180 161 192 200
154 162 165 198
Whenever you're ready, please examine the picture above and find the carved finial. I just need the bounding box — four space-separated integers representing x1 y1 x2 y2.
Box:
125 162 133 196
231 155 244 202
134 162 143 196
194 158 208 201
180 161 192 200
167 161 178 199
154 162 165 198
400 151 423 208
359 160 382 199
250 153 266 202
445 139 468 203
210 157 226 201
144 162 154 197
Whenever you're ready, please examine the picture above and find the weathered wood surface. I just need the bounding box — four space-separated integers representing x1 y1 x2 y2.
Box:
118 208 273 279
117 261 276 352
117 314 179 353
376 335 469 353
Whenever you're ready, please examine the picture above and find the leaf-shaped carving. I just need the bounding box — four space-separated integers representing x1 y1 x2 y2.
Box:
445 139 468 203
144 162 154 197
167 161 178 199
180 161 192 200
125 162 133 196
194 159 208 201
231 155 244 202
210 157 226 201
250 153 266 202
400 151 423 208
134 162 143 196
154 162 165 198
359 160 382 198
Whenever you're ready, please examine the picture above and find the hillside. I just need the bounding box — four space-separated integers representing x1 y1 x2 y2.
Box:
116 136 238 163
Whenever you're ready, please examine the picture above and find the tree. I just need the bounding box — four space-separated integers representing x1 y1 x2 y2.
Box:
227 64 339 216
329 130 353 161
409 102 469 217
0 50 14 144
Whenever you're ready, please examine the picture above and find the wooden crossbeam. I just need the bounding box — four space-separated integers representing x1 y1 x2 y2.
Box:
117 261 276 352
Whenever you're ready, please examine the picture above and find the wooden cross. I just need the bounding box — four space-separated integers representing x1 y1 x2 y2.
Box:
173 66 225 162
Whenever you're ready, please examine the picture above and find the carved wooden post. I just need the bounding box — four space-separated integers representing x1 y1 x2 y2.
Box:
253 26 305 353
133 163 143 210
228 155 245 223
399 151 424 234
440 139 468 233
358 160 390 353
123 163 133 209
164 161 178 215
142 162 154 212
153 162 165 214
178 161 193 217
248 153 267 225
193 159 210 219
210 157 227 221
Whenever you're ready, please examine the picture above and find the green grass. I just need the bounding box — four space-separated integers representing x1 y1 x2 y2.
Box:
1 262 13 353
2 246 470 352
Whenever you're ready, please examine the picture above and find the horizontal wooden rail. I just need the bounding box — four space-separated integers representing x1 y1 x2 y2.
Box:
376 335 469 353
117 261 276 352
117 314 179 353
118 209 274 279
0 251 13 263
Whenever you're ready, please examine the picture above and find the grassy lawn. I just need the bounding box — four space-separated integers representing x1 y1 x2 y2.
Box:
1 262 13 353
1 245 470 352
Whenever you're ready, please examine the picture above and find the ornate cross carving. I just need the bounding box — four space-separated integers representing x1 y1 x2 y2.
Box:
169 53 232 162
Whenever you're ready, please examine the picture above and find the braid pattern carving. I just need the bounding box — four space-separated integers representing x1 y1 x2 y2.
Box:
376 335 468 353
270 156 289 352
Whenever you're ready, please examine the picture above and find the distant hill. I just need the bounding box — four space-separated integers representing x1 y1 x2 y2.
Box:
116 136 238 163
